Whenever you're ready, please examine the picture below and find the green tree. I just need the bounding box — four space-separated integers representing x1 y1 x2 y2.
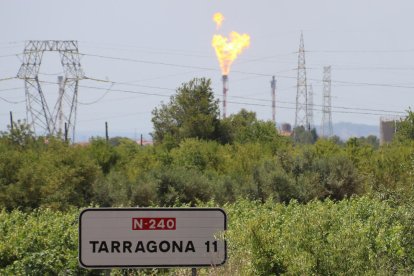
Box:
219 109 279 144
329 135 343 145
0 120 35 148
87 138 119 174
151 78 220 146
395 109 414 142
353 135 379 149
293 126 318 144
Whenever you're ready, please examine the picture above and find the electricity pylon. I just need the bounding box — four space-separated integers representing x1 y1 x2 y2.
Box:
321 66 333 137
295 32 309 130
17 40 84 141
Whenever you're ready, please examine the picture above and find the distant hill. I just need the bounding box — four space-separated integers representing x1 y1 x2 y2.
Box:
327 122 379 140
75 122 379 142
75 131 152 143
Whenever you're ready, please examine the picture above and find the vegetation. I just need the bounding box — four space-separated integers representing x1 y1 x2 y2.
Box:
151 78 220 147
396 108 414 142
1 197 414 275
0 78 413 274
2 122 413 210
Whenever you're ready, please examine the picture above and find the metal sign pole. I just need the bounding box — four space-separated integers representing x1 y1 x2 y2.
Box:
192 267 197 276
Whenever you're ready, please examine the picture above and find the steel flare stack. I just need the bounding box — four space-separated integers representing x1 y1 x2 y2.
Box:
222 75 229 118
211 12 250 118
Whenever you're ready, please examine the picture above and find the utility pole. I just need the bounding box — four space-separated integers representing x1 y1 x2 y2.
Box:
64 122 68 142
295 32 309 131
17 40 84 142
271 76 276 125
105 121 109 142
321 66 333 137
9 111 13 131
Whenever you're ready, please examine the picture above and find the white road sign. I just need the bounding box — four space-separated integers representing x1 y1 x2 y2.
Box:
79 208 227 268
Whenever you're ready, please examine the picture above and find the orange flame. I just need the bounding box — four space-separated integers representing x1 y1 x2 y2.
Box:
213 12 224 29
212 31 250 75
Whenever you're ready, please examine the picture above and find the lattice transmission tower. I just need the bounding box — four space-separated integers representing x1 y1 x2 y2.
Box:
295 32 309 130
307 84 314 129
321 66 333 137
17 40 84 141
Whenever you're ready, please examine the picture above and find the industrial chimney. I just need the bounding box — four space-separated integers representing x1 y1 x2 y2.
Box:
222 75 228 118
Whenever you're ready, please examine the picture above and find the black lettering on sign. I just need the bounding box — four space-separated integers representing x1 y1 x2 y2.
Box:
135 241 145 253
185 241 195 252
205 240 218 252
98 241 109 253
89 240 198 254
112 241 120 253
147 241 157 253
90 241 99 253
124 241 132 253
172 241 183 252
159 241 171 252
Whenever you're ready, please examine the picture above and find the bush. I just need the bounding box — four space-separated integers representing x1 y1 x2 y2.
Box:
155 167 212 206
0 208 86 275
225 197 414 275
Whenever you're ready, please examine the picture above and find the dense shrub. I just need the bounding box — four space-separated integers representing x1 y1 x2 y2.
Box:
1 130 414 209
224 197 414 275
0 137 100 211
1 110 414 210
0 208 84 275
1 198 414 275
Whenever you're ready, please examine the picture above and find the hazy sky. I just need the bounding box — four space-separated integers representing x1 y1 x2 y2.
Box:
0 0 413 139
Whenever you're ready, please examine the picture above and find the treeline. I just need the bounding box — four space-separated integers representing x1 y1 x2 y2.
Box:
0 113 413 211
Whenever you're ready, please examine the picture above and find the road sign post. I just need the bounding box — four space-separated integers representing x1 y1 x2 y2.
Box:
79 208 227 268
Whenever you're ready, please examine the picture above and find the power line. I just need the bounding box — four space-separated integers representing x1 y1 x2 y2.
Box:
0 54 20 59
84 76 175 91
307 66 414 71
0 86 24 93
0 95 25 104
6 78 404 120
78 82 115 105
2 74 407 121
81 44 214 59
0 77 17 82
0 41 25 46
81 53 218 72
227 100 403 117
76 77 406 115
30 78 407 117
75 82 405 117
78 111 150 122
305 49 414 53
221 94 404 114
82 76 405 114
81 41 298 62
79 40 208 56
79 84 172 98
81 52 414 89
